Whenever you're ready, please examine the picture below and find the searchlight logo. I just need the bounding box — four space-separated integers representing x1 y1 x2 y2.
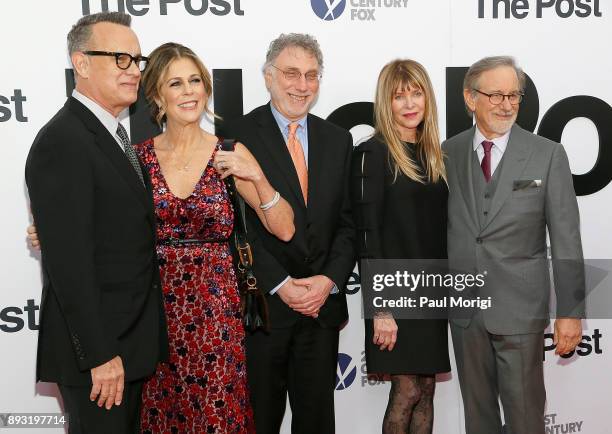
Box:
335 353 357 390
311 0 346 20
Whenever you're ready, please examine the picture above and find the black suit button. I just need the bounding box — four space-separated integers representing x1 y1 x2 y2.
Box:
476 237 483 244
484 211 488 216
304 256 310 263
484 193 491 199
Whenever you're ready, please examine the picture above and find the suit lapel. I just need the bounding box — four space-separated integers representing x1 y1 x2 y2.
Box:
482 125 532 230
68 98 153 217
306 114 324 211
94 133 152 211
143 165 156 230
256 104 306 208
454 127 479 231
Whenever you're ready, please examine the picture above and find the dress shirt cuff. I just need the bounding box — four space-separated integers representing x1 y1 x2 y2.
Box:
269 276 291 295
330 284 339 294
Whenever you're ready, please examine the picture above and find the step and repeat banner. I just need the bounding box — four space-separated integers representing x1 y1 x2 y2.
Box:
2 1 611 433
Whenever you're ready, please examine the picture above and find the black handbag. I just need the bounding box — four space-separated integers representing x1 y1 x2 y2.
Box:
220 139 270 332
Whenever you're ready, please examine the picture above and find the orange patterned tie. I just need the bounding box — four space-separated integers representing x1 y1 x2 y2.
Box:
287 122 308 204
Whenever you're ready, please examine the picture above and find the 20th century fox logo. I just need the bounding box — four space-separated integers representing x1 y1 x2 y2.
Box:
478 0 602 18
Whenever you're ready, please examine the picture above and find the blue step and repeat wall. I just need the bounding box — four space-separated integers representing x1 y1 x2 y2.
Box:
1 1 610 433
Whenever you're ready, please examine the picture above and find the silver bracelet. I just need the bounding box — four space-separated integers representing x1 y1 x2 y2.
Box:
259 191 281 211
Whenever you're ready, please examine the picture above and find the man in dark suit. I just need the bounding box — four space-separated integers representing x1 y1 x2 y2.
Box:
25 12 167 434
443 56 585 434
223 33 355 433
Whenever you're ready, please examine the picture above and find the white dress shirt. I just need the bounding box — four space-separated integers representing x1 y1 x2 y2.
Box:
267 104 338 296
72 89 125 150
473 125 511 176
270 103 309 167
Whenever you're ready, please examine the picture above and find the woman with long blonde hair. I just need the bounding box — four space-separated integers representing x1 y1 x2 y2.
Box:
351 59 450 433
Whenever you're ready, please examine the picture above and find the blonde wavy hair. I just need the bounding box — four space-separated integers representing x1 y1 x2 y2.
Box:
373 59 446 184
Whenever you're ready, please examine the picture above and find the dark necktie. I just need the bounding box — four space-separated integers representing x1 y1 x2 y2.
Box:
116 123 144 186
481 140 494 182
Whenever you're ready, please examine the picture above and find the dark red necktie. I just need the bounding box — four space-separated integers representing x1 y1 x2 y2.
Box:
481 141 494 182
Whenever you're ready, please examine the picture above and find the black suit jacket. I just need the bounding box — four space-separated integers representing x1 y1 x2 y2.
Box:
25 97 168 386
225 103 356 328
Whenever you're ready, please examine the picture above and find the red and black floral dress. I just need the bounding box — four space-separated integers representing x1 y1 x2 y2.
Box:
136 139 253 434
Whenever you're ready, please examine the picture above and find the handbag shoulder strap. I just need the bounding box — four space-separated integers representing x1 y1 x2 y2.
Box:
220 139 251 264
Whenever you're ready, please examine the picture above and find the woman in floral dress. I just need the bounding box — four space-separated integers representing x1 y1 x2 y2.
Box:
137 43 294 433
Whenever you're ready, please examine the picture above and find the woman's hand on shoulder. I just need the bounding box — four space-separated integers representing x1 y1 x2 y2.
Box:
27 223 40 250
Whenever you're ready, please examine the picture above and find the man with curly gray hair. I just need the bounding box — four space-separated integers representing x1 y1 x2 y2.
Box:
224 33 356 433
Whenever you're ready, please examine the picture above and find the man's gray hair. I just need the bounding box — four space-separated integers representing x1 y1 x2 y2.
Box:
263 33 324 73
463 56 526 94
67 12 131 55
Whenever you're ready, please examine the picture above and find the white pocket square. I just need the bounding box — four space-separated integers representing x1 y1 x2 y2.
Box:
513 179 542 190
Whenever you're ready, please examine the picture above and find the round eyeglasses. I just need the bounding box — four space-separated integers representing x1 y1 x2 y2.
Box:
473 89 524 105
270 64 322 82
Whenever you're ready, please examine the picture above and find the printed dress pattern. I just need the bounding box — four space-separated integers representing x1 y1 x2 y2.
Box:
137 139 253 433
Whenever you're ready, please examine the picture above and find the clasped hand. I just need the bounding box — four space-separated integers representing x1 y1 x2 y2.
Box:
277 275 334 318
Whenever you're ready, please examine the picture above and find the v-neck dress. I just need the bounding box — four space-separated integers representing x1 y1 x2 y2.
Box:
135 138 254 433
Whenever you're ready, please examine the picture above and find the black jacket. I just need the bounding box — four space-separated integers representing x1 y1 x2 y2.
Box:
225 103 356 328
25 97 168 386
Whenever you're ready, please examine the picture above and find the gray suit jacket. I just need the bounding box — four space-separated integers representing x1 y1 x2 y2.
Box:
443 124 585 335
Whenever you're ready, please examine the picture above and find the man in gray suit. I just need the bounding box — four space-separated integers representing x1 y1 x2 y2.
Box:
443 56 585 434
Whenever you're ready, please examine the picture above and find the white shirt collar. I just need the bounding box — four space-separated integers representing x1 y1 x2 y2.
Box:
72 89 120 139
473 125 511 153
